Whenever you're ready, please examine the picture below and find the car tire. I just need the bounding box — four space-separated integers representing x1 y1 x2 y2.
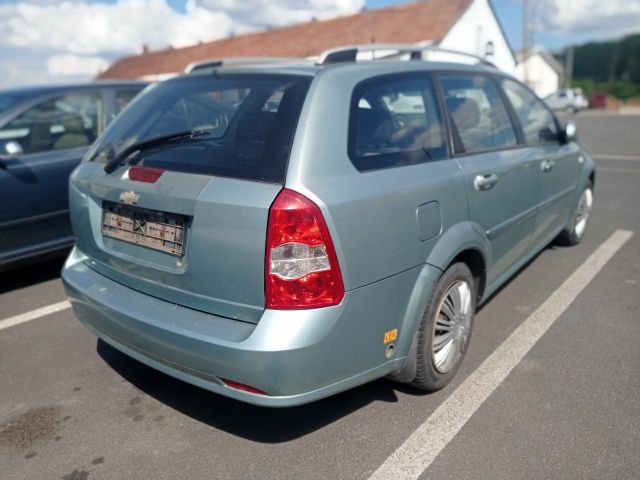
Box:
556 181 594 246
411 263 475 391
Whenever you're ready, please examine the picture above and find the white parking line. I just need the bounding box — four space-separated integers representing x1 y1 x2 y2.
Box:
0 300 70 332
593 153 640 161
369 229 634 480
599 166 640 175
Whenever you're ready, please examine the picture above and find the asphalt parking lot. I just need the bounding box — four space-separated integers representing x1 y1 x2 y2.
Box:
1 112 639 480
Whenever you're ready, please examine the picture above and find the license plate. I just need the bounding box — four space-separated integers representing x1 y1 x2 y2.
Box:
101 201 186 256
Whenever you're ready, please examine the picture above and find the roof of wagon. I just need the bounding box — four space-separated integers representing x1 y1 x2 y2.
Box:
173 58 499 84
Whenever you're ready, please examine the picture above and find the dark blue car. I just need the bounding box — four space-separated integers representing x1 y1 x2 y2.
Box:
0 81 147 270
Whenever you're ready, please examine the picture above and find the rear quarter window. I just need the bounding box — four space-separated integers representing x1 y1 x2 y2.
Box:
348 73 447 172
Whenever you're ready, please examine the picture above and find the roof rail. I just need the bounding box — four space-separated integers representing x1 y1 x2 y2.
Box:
317 44 497 68
185 57 311 73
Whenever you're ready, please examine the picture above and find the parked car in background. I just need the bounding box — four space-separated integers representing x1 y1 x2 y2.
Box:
589 91 609 109
544 88 589 113
0 81 147 271
62 46 594 407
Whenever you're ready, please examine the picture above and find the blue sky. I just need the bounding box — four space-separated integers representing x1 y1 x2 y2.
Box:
0 0 638 88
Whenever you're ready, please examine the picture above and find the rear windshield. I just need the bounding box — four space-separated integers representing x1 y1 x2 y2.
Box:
87 74 311 183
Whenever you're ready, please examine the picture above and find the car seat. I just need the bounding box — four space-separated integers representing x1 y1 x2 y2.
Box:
53 115 90 150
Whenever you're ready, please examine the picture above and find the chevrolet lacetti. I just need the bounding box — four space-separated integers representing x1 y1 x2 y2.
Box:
62 46 595 407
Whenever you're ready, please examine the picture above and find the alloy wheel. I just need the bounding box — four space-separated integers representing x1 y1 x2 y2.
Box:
575 187 593 239
432 280 473 374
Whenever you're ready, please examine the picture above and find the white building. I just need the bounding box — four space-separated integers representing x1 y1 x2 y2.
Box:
434 0 516 74
515 47 564 98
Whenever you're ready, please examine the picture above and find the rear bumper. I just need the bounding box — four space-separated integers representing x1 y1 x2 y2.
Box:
62 247 409 407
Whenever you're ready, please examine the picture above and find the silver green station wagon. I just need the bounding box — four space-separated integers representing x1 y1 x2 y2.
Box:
62 45 595 407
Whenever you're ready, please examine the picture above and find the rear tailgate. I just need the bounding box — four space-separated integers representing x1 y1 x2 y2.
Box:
70 162 280 323
68 73 312 323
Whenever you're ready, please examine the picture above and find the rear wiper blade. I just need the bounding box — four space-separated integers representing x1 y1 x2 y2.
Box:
103 129 211 174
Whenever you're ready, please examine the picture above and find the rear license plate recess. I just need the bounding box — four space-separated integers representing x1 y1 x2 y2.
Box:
101 201 186 256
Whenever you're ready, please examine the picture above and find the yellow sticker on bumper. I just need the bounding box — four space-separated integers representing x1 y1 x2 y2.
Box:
384 328 398 344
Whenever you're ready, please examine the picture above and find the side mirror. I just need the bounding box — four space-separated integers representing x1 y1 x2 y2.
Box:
563 121 577 144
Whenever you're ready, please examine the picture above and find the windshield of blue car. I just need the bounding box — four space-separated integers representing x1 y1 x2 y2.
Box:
87 74 311 184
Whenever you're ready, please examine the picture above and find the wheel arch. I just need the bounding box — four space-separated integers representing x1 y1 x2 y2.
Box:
389 222 490 382
425 221 490 303
449 249 487 304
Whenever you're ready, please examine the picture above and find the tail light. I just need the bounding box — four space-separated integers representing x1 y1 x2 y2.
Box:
266 189 344 309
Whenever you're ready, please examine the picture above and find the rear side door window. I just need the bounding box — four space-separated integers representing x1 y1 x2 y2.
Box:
499 78 560 145
0 91 104 155
439 75 517 154
349 74 447 171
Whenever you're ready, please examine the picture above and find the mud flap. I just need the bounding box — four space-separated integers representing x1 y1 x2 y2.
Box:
387 330 419 383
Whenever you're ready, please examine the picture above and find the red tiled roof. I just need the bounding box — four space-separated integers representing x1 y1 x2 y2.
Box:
98 0 473 80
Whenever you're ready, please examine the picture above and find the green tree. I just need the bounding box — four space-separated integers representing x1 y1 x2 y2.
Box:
556 33 640 100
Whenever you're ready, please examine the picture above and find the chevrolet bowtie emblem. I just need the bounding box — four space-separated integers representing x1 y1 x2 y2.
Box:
119 190 140 205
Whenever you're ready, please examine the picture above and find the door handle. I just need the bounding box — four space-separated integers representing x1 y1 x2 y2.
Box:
541 159 556 173
474 173 499 191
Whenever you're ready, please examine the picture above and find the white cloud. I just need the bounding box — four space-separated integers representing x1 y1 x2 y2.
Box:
0 0 363 56
47 54 110 76
2 0 234 54
0 0 363 86
195 0 364 32
536 0 640 39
